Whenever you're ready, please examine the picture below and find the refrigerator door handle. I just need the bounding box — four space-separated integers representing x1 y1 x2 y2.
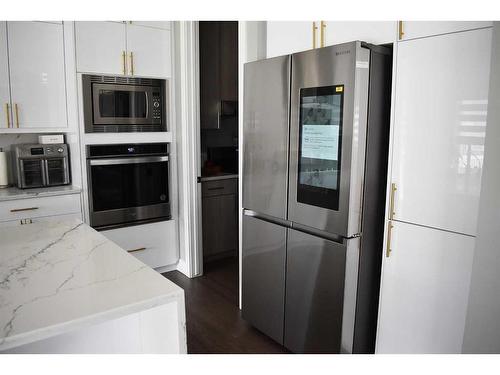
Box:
243 209 356 245
243 209 292 229
291 222 349 245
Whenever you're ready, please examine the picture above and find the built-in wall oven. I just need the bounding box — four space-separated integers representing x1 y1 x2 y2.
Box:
87 143 171 229
82 74 167 133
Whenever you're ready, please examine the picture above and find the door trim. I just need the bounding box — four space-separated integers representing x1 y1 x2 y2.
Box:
174 21 203 278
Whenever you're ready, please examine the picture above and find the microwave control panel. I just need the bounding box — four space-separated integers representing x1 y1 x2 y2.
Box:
152 92 162 120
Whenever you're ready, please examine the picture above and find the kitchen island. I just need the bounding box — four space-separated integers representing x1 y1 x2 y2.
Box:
0 218 186 353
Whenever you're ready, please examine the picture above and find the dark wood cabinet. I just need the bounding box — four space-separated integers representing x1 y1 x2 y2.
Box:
199 21 238 130
201 178 238 260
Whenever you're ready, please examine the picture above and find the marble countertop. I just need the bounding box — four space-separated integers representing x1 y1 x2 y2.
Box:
0 218 184 351
0 185 81 202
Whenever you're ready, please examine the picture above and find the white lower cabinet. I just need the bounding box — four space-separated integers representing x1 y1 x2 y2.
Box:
376 220 475 353
100 220 178 270
0 193 82 228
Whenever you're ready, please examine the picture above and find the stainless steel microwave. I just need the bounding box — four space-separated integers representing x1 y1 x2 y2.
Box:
82 74 167 133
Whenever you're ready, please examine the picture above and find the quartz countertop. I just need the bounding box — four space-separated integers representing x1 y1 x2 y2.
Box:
0 185 81 202
0 218 184 351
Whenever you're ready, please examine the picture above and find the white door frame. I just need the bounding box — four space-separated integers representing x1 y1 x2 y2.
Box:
176 21 266 286
174 21 203 278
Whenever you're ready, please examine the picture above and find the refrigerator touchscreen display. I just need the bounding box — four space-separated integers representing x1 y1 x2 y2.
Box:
297 85 343 210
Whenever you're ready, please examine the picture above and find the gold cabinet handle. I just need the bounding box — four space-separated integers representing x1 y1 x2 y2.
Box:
129 51 134 75
4 103 10 128
122 50 127 75
398 21 405 40
386 221 394 257
14 103 19 128
127 247 146 253
11 207 39 213
312 22 318 49
389 182 397 220
320 21 326 48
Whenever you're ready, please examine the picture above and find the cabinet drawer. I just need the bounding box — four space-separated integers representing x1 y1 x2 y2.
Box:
202 179 237 197
0 194 81 223
0 212 82 228
100 220 178 269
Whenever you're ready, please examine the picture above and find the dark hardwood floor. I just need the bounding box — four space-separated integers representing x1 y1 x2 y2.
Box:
163 257 288 354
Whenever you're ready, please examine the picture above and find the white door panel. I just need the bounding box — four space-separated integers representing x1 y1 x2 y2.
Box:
401 21 492 40
75 21 126 75
8 21 67 128
324 21 397 46
126 24 171 78
391 28 492 236
266 21 314 58
376 221 475 353
0 22 11 129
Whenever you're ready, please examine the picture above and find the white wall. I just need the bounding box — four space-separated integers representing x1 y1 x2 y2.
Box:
462 21 500 353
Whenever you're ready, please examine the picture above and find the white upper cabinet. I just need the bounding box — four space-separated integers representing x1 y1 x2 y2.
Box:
266 21 315 58
376 221 475 353
390 28 492 236
0 22 10 129
399 21 492 41
323 21 397 46
7 21 67 129
126 24 171 78
75 21 127 75
75 21 171 78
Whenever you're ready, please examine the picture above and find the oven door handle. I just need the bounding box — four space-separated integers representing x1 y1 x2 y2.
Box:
89 155 169 166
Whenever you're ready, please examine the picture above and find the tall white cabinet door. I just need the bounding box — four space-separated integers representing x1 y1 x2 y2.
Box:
266 22 314 58
391 28 492 236
323 21 397 46
75 21 127 75
400 21 492 41
126 24 171 78
0 22 11 129
7 21 67 129
376 221 475 353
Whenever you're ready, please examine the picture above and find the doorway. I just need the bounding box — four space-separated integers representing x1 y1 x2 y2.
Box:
198 21 239 293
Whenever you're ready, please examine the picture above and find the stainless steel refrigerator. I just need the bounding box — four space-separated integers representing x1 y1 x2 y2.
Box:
242 42 392 354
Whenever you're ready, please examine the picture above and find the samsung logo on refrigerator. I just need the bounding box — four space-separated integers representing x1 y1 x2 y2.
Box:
336 50 351 56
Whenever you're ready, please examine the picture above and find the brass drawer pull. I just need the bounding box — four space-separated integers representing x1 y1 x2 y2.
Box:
398 21 405 40
4 103 10 128
129 51 134 75
389 182 397 220
386 221 394 258
122 50 127 75
320 21 326 48
127 247 146 253
10 207 39 213
312 22 318 49
14 103 19 128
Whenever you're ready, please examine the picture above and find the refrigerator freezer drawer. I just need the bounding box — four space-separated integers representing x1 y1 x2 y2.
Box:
242 214 287 345
284 228 347 353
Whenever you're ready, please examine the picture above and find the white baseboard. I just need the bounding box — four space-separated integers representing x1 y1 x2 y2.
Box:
176 259 189 276
155 263 179 274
